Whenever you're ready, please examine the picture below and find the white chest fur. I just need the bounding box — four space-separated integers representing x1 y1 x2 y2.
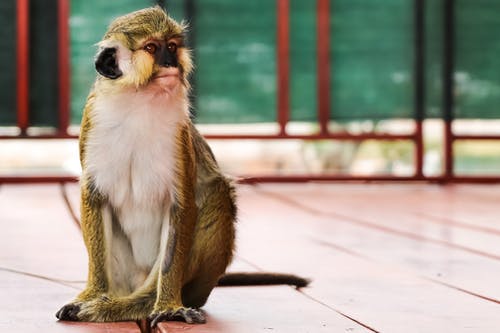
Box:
85 89 188 268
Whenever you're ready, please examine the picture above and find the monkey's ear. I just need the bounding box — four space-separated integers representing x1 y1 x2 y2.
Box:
95 47 123 79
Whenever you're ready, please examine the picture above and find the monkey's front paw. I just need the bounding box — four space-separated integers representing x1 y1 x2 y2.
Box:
55 303 82 321
149 307 206 326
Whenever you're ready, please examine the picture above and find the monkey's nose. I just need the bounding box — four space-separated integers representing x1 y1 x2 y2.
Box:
162 53 178 68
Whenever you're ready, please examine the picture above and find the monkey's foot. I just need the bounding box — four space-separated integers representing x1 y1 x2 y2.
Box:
55 303 82 321
149 307 206 326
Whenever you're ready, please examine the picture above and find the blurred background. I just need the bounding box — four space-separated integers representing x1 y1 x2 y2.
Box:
1 0 499 182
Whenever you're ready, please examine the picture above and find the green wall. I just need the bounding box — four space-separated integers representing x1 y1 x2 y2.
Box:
0 1 17 125
2 1 500 127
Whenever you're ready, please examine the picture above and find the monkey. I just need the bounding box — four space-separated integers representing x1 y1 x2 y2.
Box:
55 7 308 326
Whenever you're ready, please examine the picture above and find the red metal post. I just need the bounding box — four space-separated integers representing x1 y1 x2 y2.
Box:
414 121 424 178
276 0 290 136
58 0 70 135
443 0 454 180
16 0 30 134
413 0 425 178
444 121 454 179
317 0 331 136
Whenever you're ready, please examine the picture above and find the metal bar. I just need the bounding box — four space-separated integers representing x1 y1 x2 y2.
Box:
276 0 290 135
453 134 500 140
316 0 331 135
238 175 500 184
4 132 500 141
443 0 455 180
414 121 424 176
239 175 423 184
2 174 499 184
16 0 30 134
205 133 415 140
0 134 78 139
0 133 416 140
445 176 500 183
414 0 425 178
58 0 70 135
0 176 79 184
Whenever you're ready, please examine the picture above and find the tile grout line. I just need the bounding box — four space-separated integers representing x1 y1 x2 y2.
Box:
251 186 500 306
315 238 500 305
298 291 380 333
236 255 380 332
254 187 500 262
413 212 500 237
0 266 83 290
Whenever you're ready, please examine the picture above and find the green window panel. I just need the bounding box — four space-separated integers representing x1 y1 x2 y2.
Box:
0 0 60 127
424 0 443 119
0 1 16 125
290 0 317 122
193 0 277 123
66 1 500 126
455 0 500 119
29 0 59 127
330 0 414 121
70 0 155 124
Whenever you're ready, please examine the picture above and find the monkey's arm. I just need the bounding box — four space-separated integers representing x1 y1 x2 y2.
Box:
78 93 109 300
56 95 109 321
77 180 108 300
55 178 108 321
150 124 205 325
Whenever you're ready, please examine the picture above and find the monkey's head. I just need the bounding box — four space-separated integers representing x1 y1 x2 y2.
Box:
94 7 192 93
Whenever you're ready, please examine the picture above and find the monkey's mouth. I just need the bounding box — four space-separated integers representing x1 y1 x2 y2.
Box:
153 67 180 80
152 68 181 89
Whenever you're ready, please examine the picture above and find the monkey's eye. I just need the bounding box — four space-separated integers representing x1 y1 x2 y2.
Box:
144 43 158 55
167 42 178 53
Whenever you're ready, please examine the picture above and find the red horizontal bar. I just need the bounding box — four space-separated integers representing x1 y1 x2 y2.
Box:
453 134 500 140
2 174 499 184
0 176 79 183
238 175 500 184
447 176 500 183
205 133 416 140
0 133 417 141
0 134 78 139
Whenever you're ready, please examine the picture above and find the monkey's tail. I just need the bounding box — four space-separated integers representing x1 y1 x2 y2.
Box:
217 272 310 288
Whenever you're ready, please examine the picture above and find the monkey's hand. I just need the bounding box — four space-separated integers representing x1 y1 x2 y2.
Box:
149 307 206 326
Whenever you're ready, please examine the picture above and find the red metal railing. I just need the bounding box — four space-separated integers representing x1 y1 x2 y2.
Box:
57 0 71 137
16 0 29 135
1 0 500 184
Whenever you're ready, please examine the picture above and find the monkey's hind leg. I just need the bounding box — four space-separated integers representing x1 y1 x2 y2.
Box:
181 178 236 309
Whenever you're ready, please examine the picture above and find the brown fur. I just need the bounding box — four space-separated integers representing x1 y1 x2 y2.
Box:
56 7 235 326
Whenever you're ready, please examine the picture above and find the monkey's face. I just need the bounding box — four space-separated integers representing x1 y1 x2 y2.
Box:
94 7 192 93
